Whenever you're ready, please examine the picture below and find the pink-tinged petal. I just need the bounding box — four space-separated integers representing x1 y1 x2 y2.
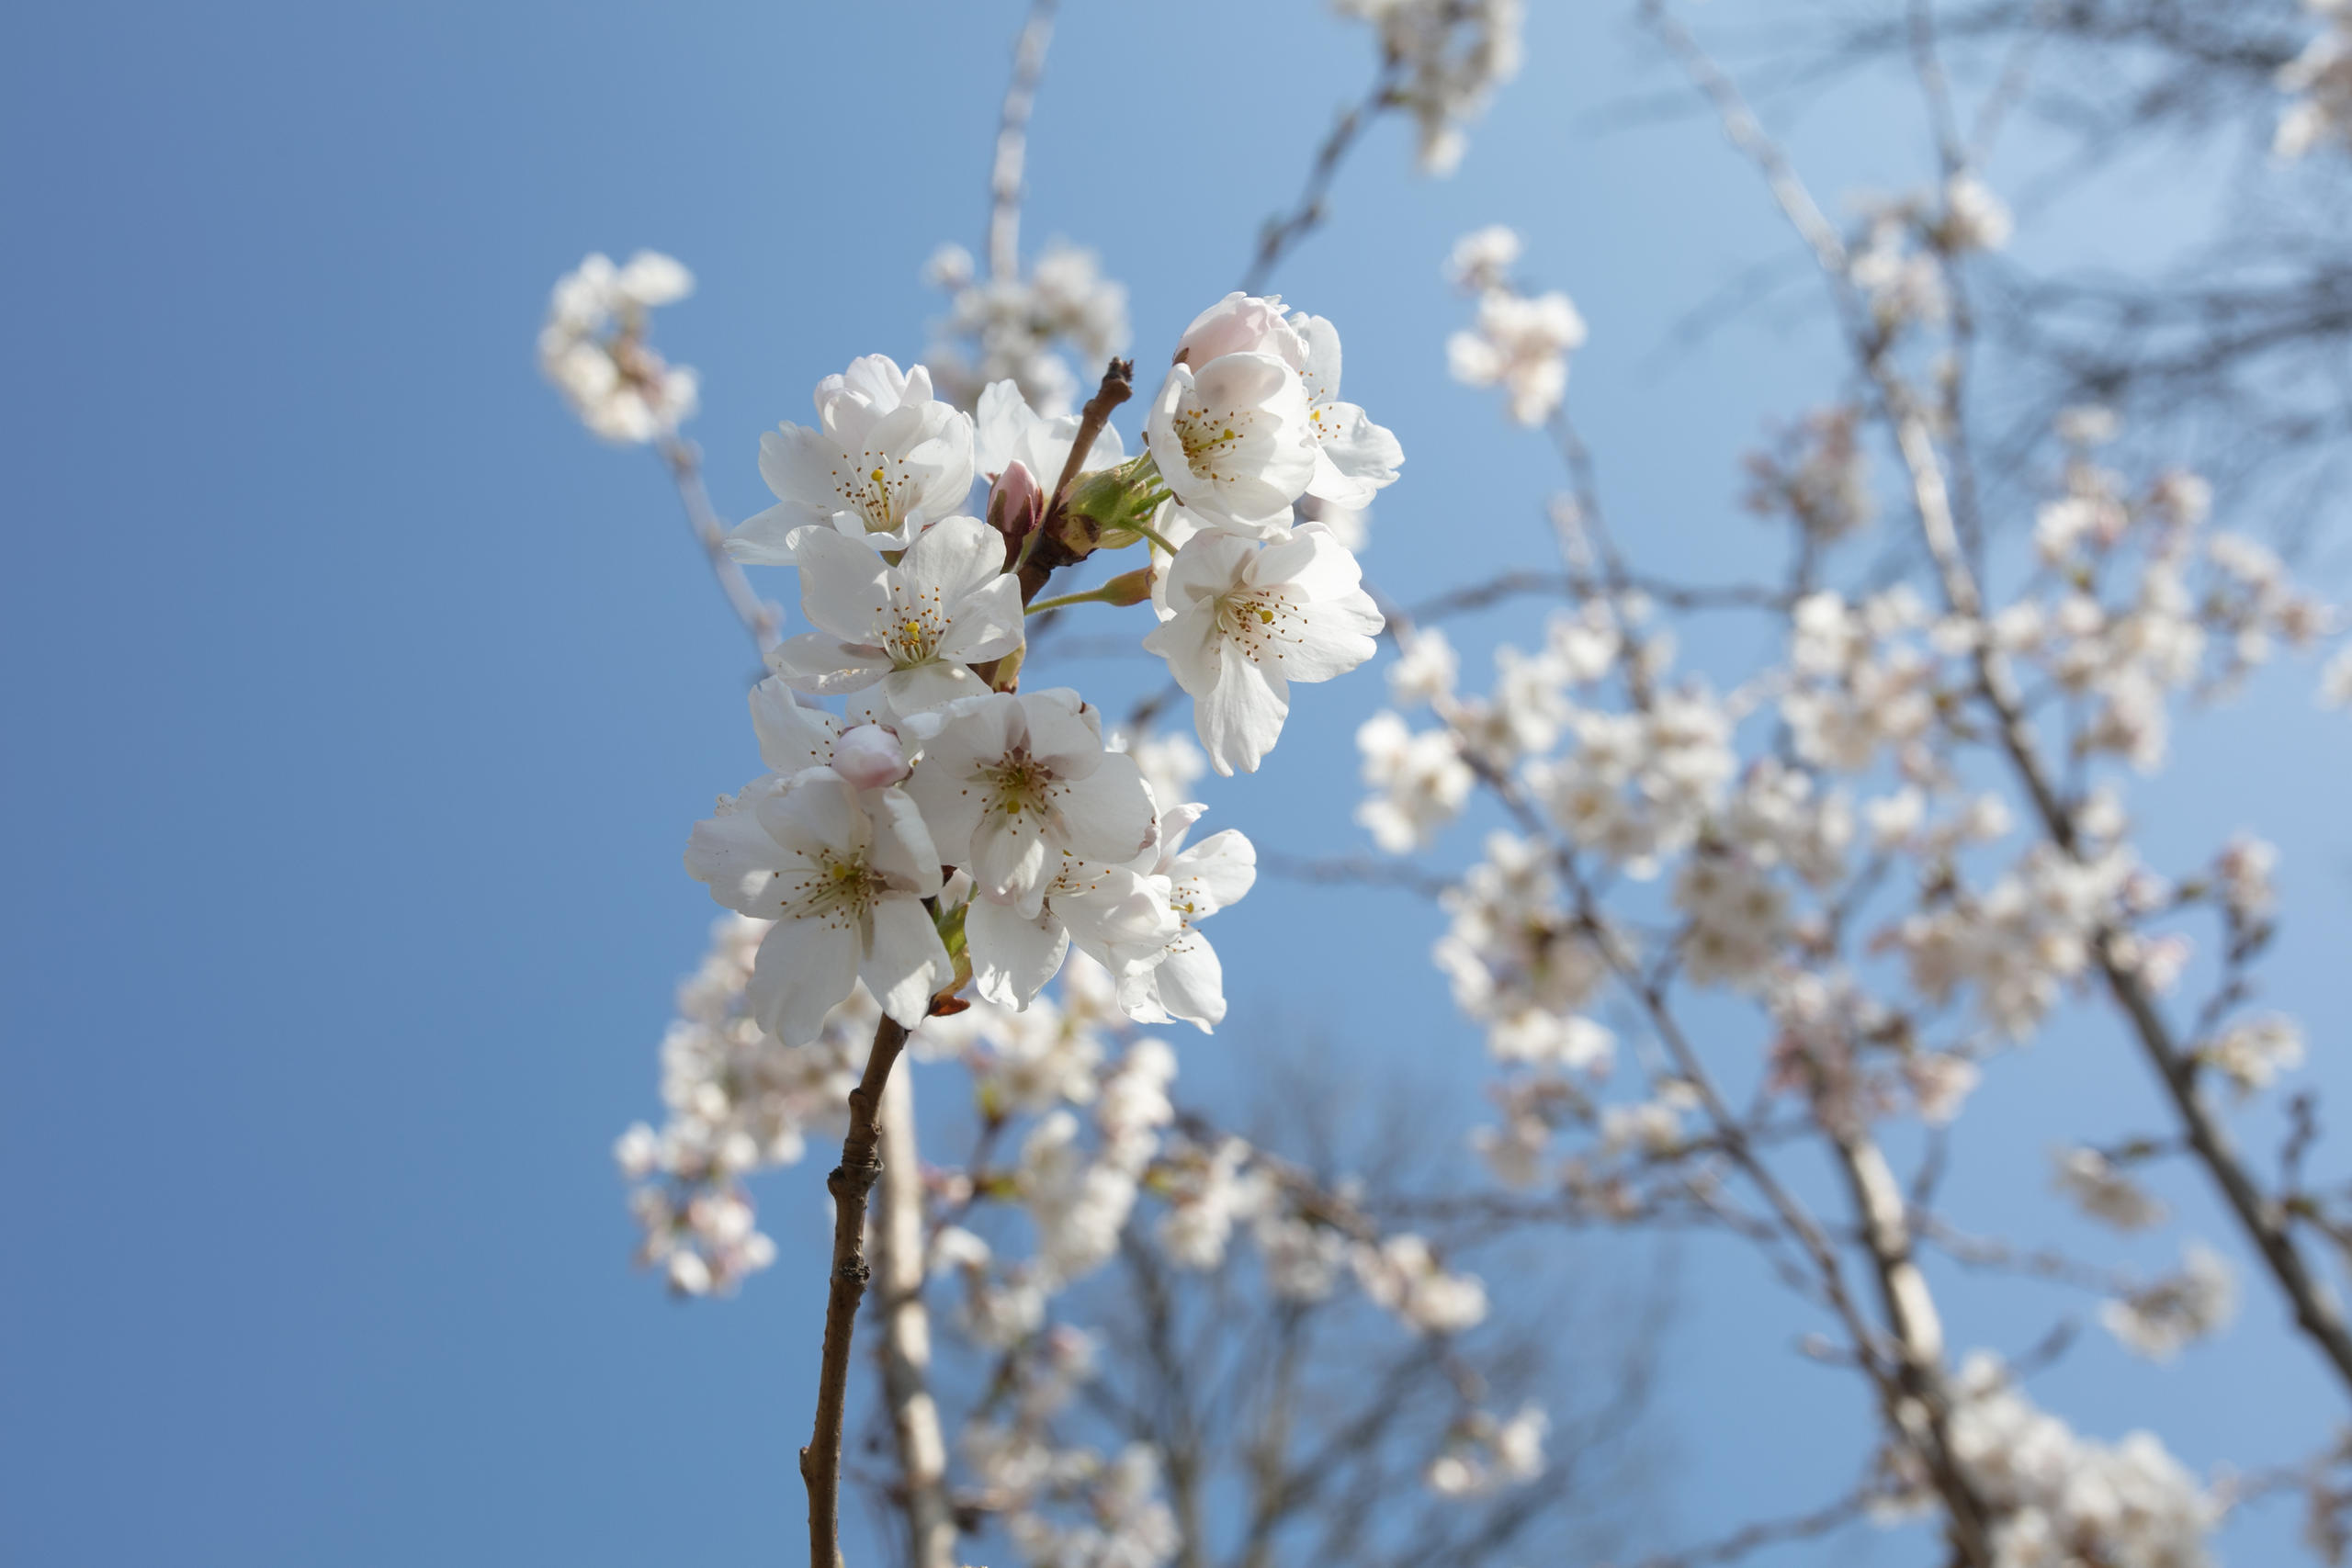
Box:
862 894 953 1026
750 914 861 1045
1193 656 1289 776
1052 751 1158 865
750 679 842 773
767 633 891 694
967 896 1071 1009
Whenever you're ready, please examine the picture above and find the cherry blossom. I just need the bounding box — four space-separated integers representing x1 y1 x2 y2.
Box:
906 688 1158 918
1142 525 1383 774
1448 281 1586 426
767 516 1024 718
1143 350 1317 536
538 251 699 444
727 355 977 563
683 767 951 1043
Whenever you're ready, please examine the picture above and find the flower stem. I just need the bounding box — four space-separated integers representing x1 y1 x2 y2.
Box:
1132 518 1182 558
1026 584 1122 615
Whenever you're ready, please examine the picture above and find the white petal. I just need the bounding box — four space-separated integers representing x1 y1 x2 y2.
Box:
1194 656 1289 775
1171 829 1257 914
1053 751 1159 865
973 810 1050 917
934 572 1025 665
750 680 842 773
1151 931 1227 1032
767 633 891 694
862 894 953 1026
793 528 896 642
899 515 1004 607
967 896 1071 1009
868 784 944 897
750 914 861 1045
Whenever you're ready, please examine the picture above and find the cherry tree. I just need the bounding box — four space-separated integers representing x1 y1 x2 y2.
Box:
548 2 2352 1565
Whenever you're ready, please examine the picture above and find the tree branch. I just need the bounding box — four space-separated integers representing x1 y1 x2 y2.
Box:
800 1014 914 1568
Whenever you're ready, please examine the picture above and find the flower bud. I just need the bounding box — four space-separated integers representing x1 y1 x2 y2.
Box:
986 457 1045 549
832 724 910 788
1173 291 1307 369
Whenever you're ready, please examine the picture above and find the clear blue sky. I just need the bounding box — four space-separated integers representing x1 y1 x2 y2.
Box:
4 2 2345 1563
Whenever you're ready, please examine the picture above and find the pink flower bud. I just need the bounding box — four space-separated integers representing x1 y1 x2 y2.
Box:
832 725 909 788
987 457 1045 546
1173 291 1307 370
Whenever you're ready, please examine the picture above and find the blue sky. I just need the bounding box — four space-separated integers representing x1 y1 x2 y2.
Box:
4 2 2346 1563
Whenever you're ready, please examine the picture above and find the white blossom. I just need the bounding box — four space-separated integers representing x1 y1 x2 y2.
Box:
2052 1146 2168 1233
1387 626 1461 707
925 240 1131 416
1425 1404 1548 1497
2205 1013 2304 1096
1335 0 1524 175
1288 309 1405 507
974 378 1125 486
2278 0 2352 159
1144 346 1317 536
1448 286 1586 426
683 767 951 1043
1445 225 1522 293
1352 1233 1488 1334
766 516 1024 719
1356 710 1474 852
906 688 1159 918
2102 1244 2236 1362
539 251 699 443
1143 524 1383 774
728 354 977 562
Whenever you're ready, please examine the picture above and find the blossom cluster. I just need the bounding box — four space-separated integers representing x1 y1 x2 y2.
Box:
923 240 1131 417
672 291 1400 1053
1880 1352 2214 1568
2278 0 2352 159
1443 226 1587 426
537 251 699 444
1334 0 1525 175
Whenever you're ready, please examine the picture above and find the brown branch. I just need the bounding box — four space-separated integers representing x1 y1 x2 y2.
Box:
800 1014 914 1568
1627 1487 1874 1568
655 435 783 659
1241 61 1403 295
1014 358 1136 604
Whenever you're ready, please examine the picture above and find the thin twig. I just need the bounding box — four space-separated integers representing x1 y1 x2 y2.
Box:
988 0 1059 283
1241 61 1404 295
800 1014 914 1568
656 435 783 659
